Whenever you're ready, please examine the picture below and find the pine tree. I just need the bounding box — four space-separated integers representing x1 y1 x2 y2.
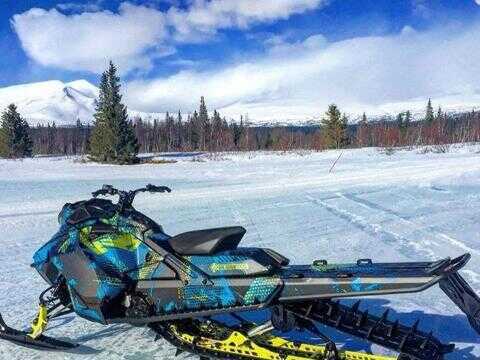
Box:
356 112 369 147
47 122 58 154
211 110 223 151
425 98 434 124
361 112 367 124
396 112 404 128
174 111 183 150
165 112 175 151
0 104 32 158
231 118 244 149
190 110 200 149
89 61 139 164
436 106 443 121
321 104 348 149
198 96 210 150
404 110 412 127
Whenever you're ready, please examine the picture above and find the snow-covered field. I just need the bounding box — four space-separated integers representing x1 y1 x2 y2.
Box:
1 145 480 359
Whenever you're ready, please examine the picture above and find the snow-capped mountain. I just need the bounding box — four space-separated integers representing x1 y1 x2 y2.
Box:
0 80 167 126
1 79 479 126
0 80 99 126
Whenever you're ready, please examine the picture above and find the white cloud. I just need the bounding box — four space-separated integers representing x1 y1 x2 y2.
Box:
12 0 327 73
168 0 326 41
124 22 480 122
12 3 171 74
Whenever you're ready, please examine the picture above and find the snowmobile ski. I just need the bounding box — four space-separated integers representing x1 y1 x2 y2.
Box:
0 313 77 350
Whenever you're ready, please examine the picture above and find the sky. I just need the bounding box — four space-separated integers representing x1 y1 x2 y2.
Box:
1 0 480 121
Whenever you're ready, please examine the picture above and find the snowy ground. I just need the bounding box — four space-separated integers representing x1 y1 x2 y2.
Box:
1 145 480 359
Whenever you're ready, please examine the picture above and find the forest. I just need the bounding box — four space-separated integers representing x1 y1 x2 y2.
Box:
29 102 480 156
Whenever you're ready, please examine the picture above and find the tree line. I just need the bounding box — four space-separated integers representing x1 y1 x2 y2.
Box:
1 62 480 162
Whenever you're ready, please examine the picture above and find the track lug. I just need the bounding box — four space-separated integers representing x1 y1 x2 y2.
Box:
358 310 368 327
335 312 344 327
420 332 432 350
412 319 419 333
351 300 361 313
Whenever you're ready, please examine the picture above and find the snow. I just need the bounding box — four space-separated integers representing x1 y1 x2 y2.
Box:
1 145 480 359
0 80 98 126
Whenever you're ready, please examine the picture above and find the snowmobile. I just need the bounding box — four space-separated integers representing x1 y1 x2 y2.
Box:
1 184 480 360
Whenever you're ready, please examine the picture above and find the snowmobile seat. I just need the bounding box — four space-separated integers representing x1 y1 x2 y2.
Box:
168 226 246 255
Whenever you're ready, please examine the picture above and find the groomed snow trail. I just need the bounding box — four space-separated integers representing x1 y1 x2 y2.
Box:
1 146 480 359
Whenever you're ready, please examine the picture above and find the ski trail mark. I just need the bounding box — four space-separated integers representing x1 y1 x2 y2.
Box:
305 194 437 260
0 210 57 219
227 198 266 247
339 192 480 258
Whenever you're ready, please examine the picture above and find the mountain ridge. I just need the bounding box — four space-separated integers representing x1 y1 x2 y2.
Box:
0 79 479 126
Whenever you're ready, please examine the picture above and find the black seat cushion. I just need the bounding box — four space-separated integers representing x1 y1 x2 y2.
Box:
168 226 246 255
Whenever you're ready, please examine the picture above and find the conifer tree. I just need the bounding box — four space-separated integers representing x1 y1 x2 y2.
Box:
89 61 139 164
47 122 58 154
321 104 348 149
425 98 434 124
0 104 32 158
404 110 412 127
175 111 183 150
396 112 404 128
211 110 224 151
436 106 443 121
361 112 367 124
165 112 175 151
231 118 244 149
396 112 408 140
198 96 210 150
190 110 200 149
356 112 369 147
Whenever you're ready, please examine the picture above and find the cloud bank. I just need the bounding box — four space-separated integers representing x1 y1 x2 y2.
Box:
124 22 480 121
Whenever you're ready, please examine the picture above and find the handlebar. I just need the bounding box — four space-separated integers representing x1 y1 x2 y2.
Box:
92 185 118 198
92 184 171 209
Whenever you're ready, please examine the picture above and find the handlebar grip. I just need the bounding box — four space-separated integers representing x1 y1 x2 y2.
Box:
92 189 106 197
146 184 171 193
92 184 116 197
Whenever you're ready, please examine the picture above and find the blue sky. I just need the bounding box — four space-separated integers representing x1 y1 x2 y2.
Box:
1 0 480 120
